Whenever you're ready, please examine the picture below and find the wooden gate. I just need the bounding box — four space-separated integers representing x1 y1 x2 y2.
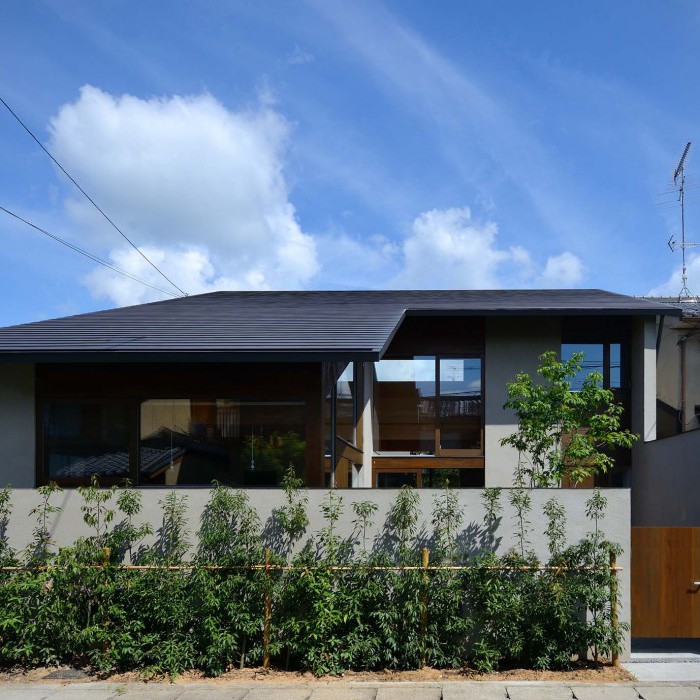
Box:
632 527 700 637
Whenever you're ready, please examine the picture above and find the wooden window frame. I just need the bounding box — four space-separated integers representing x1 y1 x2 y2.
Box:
374 354 485 458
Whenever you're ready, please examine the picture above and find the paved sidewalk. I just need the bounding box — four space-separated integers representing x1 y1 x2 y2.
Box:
2 682 700 699
623 648 700 682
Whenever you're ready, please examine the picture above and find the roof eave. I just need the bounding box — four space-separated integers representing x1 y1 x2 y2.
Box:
0 350 382 363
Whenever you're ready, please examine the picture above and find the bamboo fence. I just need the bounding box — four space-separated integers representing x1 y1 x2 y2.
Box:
0 546 622 668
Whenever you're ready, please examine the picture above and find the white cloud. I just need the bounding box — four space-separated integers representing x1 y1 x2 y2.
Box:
391 207 582 289
537 252 585 288
648 254 700 297
46 86 585 303
313 231 400 289
49 85 318 304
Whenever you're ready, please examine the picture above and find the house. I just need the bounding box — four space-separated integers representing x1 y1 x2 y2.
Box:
629 297 700 640
0 287 677 658
0 289 670 492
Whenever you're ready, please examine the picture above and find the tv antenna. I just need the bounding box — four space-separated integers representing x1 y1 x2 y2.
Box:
667 141 699 299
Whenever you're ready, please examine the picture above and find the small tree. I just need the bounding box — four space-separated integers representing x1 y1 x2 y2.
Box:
501 350 637 487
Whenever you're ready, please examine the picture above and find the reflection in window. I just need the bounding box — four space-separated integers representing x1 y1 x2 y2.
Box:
375 468 485 488
561 343 622 390
374 358 436 454
377 471 418 488
139 399 306 486
336 364 357 445
439 358 482 450
323 363 360 487
374 357 482 454
610 344 621 389
44 402 130 479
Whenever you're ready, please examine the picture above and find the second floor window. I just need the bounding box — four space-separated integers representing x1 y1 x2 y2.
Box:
373 356 482 455
561 343 623 391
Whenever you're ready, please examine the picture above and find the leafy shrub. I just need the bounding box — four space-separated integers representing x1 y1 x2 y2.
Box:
0 482 626 677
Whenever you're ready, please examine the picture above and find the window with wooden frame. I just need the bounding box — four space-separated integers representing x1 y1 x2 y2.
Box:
373 356 483 457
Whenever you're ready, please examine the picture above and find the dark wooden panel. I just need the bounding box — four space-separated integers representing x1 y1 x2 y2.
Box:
383 316 484 357
37 362 321 399
632 527 700 638
373 456 484 470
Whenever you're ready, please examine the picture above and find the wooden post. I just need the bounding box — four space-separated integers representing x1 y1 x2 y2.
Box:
420 547 429 668
102 546 111 651
263 547 272 669
610 550 620 667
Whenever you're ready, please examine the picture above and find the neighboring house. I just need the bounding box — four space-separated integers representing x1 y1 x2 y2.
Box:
631 295 700 528
622 296 700 640
654 297 700 438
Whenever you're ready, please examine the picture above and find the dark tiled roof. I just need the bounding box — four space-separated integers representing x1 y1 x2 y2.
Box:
0 289 677 360
643 296 700 319
51 446 181 478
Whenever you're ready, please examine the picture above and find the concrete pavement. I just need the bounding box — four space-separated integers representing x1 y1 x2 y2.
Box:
623 648 700 682
3 683 700 699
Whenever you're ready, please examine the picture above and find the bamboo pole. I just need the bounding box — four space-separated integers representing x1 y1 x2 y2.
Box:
420 547 429 668
610 550 619 667
0 564 623 572
102 547 111 652
263 547 272 670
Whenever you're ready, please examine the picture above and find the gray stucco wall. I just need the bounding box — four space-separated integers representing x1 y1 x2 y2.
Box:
631 317 657 443
2 486 632 659
633 430 700 526
484 316 562 487
0 363 34 488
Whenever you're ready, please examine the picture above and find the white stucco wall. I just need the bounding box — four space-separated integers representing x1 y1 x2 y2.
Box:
0 363 35 488
484 316 562 487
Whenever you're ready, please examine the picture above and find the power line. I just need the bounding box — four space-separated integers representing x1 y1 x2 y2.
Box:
0 95 188 297
0 206 179 299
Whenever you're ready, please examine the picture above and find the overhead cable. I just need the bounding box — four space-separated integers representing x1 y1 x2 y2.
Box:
0 95 187 297
0 206 179 299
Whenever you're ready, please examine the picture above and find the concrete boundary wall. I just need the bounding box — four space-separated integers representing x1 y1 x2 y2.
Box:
3 487 631 659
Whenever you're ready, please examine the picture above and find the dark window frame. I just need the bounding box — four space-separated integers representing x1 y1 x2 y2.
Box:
37 397 139 488
37 395 309 488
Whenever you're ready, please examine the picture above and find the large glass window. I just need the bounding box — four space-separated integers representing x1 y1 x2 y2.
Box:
561 343 622 390
374 357 437 454
374 356 482 455
41 398 308 486
439 358 482 450
335 364 357 445
139 400 306 486
323 363 361 488
43 402 131 480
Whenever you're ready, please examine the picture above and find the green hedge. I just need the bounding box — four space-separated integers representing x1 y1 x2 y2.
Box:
0 480 625 677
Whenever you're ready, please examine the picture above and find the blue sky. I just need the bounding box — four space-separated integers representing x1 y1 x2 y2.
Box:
1 1 698 325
